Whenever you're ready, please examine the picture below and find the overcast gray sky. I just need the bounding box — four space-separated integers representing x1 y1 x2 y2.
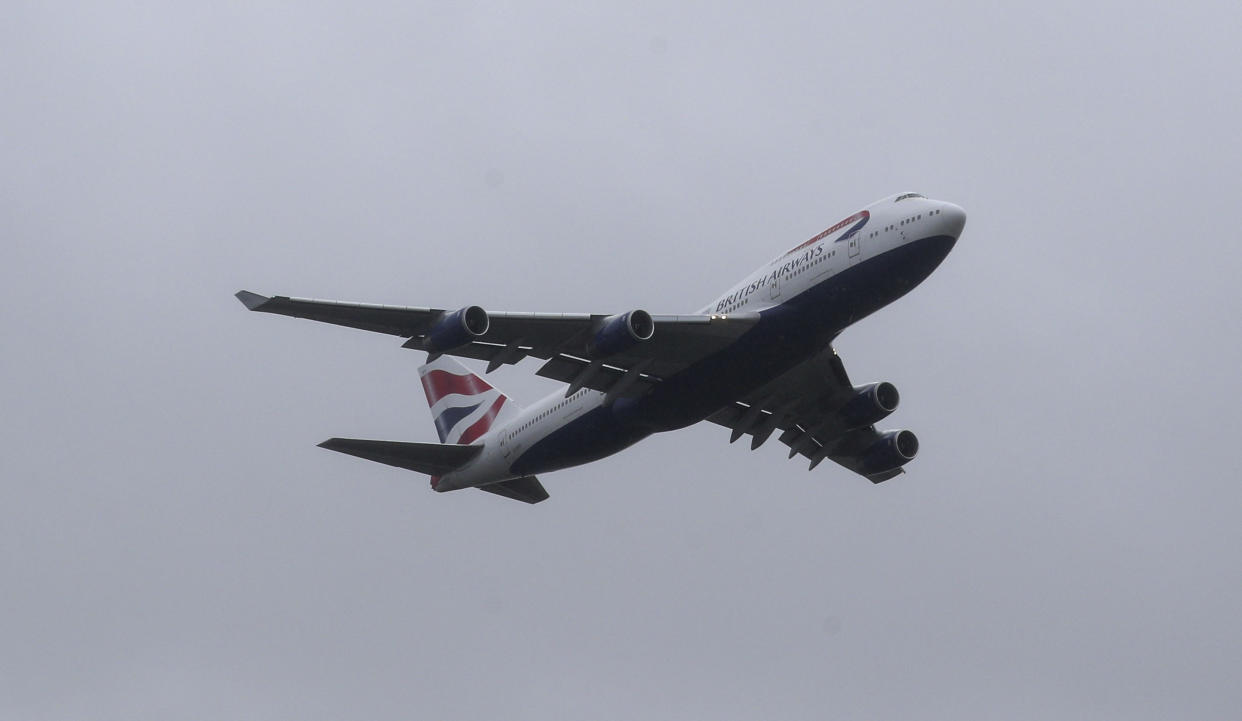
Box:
4 2 1241 719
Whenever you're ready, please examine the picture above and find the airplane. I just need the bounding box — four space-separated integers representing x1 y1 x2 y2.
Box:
237 192 966 504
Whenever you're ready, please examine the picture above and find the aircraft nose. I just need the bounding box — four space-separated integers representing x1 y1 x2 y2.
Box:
936 202 967 238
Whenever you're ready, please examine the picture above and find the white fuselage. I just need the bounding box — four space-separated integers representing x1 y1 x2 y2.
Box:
439 193 966 490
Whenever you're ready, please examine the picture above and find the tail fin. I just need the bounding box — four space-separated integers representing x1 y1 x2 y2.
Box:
418 356 520 445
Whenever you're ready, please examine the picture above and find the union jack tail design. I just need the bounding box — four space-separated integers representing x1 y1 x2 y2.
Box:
418 356 519 445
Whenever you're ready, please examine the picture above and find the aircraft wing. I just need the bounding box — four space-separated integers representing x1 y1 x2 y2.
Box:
236 291 760 398
706 347 909 484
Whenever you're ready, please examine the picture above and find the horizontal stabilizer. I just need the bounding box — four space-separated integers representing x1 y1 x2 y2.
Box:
318 438 481 475
477 476 549 504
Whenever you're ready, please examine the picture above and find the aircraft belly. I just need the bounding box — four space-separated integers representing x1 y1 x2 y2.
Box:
626 233 958 431
817 234 956 326
510 406 651 476
509 234 957 475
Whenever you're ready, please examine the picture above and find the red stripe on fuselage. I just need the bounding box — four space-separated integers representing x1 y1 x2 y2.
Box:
782 210 870 257
420 369 496 407
456 396 506 445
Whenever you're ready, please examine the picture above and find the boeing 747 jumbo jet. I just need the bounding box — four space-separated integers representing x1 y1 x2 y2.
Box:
237 192 965 503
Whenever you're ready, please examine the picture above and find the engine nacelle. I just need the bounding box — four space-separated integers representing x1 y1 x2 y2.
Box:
589 310 654 357
426 305 490 353
837 382 900 430
859 429 919 474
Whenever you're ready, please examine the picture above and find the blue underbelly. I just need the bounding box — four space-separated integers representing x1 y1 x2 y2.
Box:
511 405 651 476
511 234 955 475
630 233 958 431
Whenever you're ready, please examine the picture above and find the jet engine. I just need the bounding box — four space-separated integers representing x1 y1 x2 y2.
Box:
590 310 655 357
427 305 490 353
859 429 919 474
837 382 900 430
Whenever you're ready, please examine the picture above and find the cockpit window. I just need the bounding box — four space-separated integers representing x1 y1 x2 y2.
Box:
895 193 925 202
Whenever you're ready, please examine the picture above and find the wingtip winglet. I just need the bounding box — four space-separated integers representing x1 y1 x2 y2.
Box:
235 290 270 310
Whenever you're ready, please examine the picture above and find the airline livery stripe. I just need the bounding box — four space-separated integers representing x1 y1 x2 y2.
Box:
428 392 495 416
420 369 495 406
433 401 484 442
782 210 870 257
457 396 507 445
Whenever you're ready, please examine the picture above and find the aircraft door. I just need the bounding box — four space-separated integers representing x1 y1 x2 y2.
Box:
769 268 781 300
847 233 862 264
